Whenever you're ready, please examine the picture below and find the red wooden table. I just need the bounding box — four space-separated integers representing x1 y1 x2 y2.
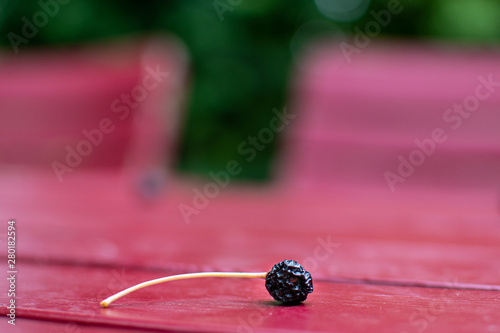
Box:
0 169 499 332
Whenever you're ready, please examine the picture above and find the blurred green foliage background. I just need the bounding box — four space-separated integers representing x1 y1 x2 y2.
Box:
1 0 499 180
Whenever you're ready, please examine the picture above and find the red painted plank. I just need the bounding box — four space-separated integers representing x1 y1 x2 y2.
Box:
1 262 499 333
1 171 499 288
2 318 154 333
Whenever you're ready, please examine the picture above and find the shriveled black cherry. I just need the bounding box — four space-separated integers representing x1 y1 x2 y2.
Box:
101 259 313 307
265 259 313 304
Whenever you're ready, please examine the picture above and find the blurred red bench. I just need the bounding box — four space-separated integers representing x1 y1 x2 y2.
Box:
0 35 188 190
281 41 500 193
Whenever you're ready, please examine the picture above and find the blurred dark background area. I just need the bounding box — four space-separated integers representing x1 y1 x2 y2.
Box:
1 0 499 181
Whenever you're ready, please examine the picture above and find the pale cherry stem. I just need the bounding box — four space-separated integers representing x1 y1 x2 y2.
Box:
100 271 269 307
